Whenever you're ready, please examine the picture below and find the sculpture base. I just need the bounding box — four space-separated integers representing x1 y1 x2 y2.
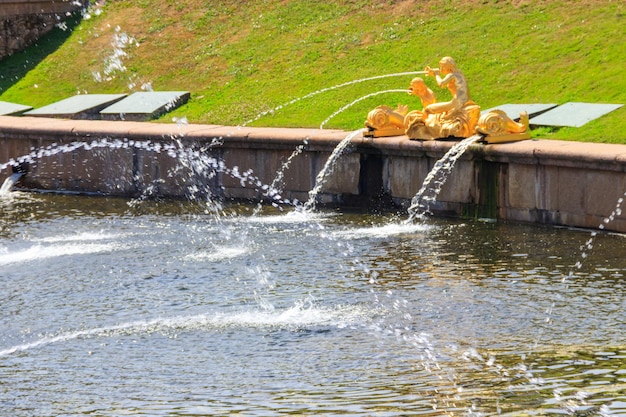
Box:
407 136 449 142
362 126 404 138
481 132 531 144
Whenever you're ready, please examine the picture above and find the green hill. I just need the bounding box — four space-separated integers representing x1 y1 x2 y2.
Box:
1 0 625 142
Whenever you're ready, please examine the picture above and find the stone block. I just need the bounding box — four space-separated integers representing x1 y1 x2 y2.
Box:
502 207 536 224
319 152 360 195
506 164 537 210
222 186 261 201
25 94 127 119
481 103 557 119
0 101 32 115
437 159 475 204
584 171 625 218
220 148 270 191
70 147 134 194
100 92 190 121
282 151 317 192
535 165 559 212
556 167 586 216
386 156 430 199
530 102 623 128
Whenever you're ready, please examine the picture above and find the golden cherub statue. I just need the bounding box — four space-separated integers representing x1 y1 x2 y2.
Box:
364 56 530 143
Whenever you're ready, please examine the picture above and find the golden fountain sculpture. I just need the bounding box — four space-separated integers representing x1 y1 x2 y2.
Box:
364 57 530 143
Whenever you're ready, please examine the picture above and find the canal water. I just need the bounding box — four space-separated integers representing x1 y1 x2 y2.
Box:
1 192 625 416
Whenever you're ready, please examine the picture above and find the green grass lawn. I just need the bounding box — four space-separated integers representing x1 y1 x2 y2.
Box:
1 0 625 142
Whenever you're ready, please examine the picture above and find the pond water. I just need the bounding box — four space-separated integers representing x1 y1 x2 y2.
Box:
1 192 625 416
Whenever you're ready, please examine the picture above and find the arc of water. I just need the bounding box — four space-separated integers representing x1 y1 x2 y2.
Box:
301 88 412 211
302 129 362 212
319 89 409 130
239 74 426 212
242 71 427 127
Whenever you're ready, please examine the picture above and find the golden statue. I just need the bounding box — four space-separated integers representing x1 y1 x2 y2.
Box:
476 109 530 143
364 56 530 143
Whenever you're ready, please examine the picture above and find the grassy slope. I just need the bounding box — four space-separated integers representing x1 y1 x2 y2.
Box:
1 0 625 142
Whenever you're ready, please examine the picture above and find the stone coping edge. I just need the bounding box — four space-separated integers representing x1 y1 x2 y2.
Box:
2 116 626 172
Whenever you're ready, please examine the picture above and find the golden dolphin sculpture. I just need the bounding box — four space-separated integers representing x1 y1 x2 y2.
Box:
364 57 530 143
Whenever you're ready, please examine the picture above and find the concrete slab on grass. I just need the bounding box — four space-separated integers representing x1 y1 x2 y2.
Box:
100 91 190 121
481 103 557 120
24 94 127 119
530 102 623 127
0 101 33 115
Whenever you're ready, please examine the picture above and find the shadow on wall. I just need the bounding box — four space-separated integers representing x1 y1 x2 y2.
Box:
0 13 81 94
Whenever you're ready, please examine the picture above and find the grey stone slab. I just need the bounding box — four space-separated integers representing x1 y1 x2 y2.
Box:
24 94 127 119
530 102 623 128
0 101 33 115
481 103 558 120
100 91 190 121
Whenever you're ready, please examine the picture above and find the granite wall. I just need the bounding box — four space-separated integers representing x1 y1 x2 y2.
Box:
0 0 86 59
1 115 626 233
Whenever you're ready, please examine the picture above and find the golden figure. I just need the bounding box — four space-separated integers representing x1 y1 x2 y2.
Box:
363 56 530 143
424 57 471 117
409 77 436 108
406 56 480 140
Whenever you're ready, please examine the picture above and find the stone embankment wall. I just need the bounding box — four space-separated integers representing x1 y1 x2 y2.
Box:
1 115 626 233
0 0 85 59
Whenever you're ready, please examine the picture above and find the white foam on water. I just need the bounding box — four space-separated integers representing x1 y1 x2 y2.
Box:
241 209 335 225
0 242 127 266
331 222 433 239
33 231 123 243
184 246 248 262
203 303 371 329
0 304 375 357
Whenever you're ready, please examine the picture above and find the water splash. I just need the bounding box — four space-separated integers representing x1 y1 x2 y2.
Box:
81 0 104 20
406 134 483 222
330 222 432 240
441 180 626 416
0 172 22 194
92 26 139 83
0 138 151 173
251 86 411 213
530 192 626 351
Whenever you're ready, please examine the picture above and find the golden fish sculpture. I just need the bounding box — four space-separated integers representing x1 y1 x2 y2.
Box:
363 56 530 143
